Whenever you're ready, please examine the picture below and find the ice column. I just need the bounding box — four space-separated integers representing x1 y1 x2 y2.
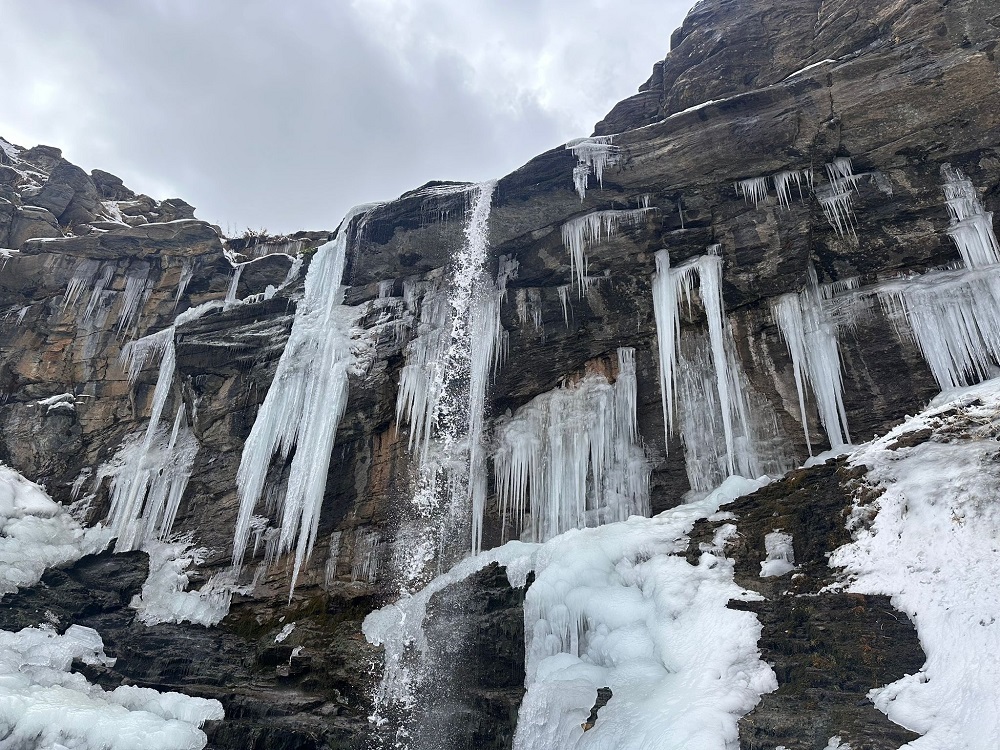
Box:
233 204 377 595
493 348 649 542
652 249 789 487
771 267 853 452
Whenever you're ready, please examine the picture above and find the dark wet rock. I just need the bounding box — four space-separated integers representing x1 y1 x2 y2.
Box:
686 461 926 749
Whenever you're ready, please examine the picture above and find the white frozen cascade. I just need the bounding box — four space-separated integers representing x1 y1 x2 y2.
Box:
493 348 649 543
101 328 199 552
877 165 1000 391
566 136 618 201
652 249 791 490
560 199 653 295
364 475 777 750
0 624 224 750
771 266 856 453
0 463 111 596
233 204 378 595
393 181 503 561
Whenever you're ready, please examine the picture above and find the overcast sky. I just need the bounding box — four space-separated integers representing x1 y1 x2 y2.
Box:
2 1 693 235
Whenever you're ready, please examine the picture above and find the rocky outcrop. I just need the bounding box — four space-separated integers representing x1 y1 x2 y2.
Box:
1 0 999 745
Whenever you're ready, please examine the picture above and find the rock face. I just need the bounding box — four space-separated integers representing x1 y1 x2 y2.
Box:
1 0 999 746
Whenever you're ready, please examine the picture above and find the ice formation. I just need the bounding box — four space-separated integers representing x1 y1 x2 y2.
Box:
941 164 1000 268
117 263 153 336
0 463 111 595
557 285 571 327
759 531 796 577
0 624 223 749
771 266 854 452
736 176 770 207
560 206 653 294
174 259 194 308
130 540 241 627
513 476 775 750
234 204 377 594
773 169 813 208
876 165 1000 391
566 136 618 200
831 380 1000 749
818 157 860 237
63 259 102 311
103 329 198 551
652 249 787 487
493 348 650 543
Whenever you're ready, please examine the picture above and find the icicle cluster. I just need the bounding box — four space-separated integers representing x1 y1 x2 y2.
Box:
560 205 653 295
941 164 1000 269
493 348 649 543
818 157 860 237
233 204 377 595
877 165 1000 390
652 250 789 489
736 169 814 209
771 266 854 453
100 329 199 551
565 136 618 200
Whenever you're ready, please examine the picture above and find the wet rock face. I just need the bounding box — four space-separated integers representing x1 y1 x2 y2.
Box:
687 462 925 749
0 0 998 745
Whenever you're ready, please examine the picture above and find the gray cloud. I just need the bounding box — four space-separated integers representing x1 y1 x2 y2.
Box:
1 0 693 234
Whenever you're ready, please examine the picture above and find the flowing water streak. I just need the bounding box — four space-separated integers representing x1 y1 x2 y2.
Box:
373 182 501 748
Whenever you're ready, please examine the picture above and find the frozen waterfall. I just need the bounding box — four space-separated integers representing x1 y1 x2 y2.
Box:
493 347 650 543
233 204 377 595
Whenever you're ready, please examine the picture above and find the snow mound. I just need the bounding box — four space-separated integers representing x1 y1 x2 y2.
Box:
0 624 223 749
0 464 111 595
831 378 1000 750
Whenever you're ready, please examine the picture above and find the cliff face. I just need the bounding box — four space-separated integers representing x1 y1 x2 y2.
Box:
1 0 999 747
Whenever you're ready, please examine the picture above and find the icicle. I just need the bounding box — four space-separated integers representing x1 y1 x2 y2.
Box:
773 170 811 209
819 191 856 238
560 207 653 295
819 159 859 237
85 265 114 324
736 177 769 207
117 264 152 336
557 285 571 327
63 259 100 311
492 353 649 542
233 204 378 596
99 330 200 552
350 529 382 583
652 248 786 485
565 135 618 200
771 266 852 451
878 265 1000 390
224 263 245 308
941 164 1000 269
174 259 194 309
